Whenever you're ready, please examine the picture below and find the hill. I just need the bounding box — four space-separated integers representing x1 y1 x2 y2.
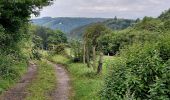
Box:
32 17 108 33
69 18 135 38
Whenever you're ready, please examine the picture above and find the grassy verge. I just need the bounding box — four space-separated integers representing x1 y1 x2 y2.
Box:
0 61 27 94
48 55 115 100
26 60 56 100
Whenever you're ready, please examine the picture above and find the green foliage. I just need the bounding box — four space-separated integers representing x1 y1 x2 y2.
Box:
52 43 67 55
32 49 42 60
101 9 170 99
158 33 170 61
69 18 135 39
48 55 70 65
0 0 53 94
0 25 5 46
0 55 18 79
0 0 53 49
48 30 67 45
69 39 83 62
98 29 159 55
101 43 170 99
163 20 170 31
31 26 67 50
159 8 170 20
134 17 163 32
48 30 67 51
32 35 43 49
32 26 51 50
97 32 115 55
0 57 27 94
82 23 110 68
84 23 108 46
97 15 168 56
104 18 135 30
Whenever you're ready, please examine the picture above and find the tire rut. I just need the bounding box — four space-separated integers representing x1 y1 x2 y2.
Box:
0 62 37 100
50 62 71 100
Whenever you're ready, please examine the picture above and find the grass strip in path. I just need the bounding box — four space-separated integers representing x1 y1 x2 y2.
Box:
25 60 56 100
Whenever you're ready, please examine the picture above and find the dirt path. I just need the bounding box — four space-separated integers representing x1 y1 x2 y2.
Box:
51 63 71 100
0 62 37 100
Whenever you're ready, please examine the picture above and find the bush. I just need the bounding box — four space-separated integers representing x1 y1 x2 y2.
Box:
163 20 170 30
32 49 42 60
53 44 66 54
101 43 170 100
158 33 170 61
0 26 5 47
149 60 170 99
134 17 162 32
98 29 158 55
69 39 83 62
0 54 19 79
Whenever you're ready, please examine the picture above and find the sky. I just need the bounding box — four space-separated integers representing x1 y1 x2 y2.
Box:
32 0 170 19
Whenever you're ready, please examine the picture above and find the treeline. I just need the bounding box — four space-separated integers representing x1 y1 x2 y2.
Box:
0 0 54 93
31 25 67 57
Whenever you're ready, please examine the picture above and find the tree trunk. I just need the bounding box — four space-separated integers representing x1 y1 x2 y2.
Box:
83 42 86 64
70 48 72 57
86 46 90 67
97 52 103 74
92 46 96 70
53 44 55 50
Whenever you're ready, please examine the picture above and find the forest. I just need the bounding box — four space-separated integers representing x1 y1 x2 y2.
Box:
0 0 170 100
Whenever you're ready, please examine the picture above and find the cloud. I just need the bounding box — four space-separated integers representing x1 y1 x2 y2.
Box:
33 0 170 19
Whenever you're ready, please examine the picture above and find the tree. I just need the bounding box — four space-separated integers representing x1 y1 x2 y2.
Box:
32 35 43 49
84 23 108 73
33 26 50 50
48 30 67 51
159 8 170 20
70 39 83 62
48 30 67 46
32 26 67 51
0 0 54 51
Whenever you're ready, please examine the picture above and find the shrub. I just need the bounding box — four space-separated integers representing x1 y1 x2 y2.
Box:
0 54 19 79
32 48 42 60
158 33 170 61
53 44 66 55
134 17 162 32
163 20 170 30
149 60 170 99
101 43 170 100
98 29 158 55
69 39 83 62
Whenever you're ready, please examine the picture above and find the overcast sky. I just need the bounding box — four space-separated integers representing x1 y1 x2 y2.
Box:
32 0 170 19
